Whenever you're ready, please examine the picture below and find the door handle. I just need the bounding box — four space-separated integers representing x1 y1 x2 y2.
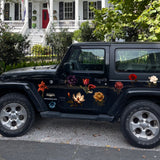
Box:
94 78 108 84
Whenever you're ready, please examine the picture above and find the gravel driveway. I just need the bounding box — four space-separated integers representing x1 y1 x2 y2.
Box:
1 117 160 151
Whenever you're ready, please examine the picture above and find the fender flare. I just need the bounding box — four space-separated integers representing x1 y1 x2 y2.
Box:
108 88 160 120
0 82 48 112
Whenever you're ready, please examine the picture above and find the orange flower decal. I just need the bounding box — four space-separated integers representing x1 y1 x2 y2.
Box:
67 92 71 98
38 81 48 93
93 92 104 102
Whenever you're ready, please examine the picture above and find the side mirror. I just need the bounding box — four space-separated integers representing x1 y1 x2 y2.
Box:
63 62 72 74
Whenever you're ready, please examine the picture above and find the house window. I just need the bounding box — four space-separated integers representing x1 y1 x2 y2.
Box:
59 2 75 20
4 3 10 20
83 1 101 20
88 2 96 19
65 2 73 20
43 3 47 8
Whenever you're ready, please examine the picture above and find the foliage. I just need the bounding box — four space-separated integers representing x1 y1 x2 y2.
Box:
32 16 37 21
46 27 73 62
31 44 51 56
0 21 30 71
33 10 37 14
73 21 100 42
0 20 9 34
135 0 160 41
32 23 36 28
92 0 154 42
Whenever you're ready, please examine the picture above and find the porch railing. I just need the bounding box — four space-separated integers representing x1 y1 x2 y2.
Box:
4 21 24 32
53 20 75 28
53 20 93 28
4 21 24 27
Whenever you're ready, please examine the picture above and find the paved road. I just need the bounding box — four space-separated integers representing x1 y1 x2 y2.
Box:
1 117 160 150
0 140 159 160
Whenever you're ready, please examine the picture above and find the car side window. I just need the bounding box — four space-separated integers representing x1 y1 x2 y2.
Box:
67 48 105 71
115 49 160 73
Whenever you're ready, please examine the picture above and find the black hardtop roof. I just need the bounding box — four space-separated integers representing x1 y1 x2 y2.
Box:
71 42 160 47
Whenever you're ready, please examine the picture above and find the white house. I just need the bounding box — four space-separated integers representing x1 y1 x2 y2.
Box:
0 0 109 45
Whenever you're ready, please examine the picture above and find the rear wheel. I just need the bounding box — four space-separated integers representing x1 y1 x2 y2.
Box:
121 100 160 148
0 93 35 137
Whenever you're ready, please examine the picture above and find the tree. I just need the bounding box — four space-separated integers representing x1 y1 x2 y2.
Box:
0 21 30 71
135 0 160 41
46 27 73 62
73 21 100 42
92 0 152 42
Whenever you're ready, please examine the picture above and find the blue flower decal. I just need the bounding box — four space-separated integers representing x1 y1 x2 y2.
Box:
49 101 56 109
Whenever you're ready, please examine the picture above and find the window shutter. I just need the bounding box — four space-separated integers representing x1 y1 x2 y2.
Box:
15 3 19 20
73 2 75 20
59 2 64 20
83 1 88 20
97 1 101 10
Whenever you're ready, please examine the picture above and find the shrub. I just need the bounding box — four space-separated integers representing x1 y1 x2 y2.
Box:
46 27 73 62
0 30 30 72
31 44 43 56
73 21 100 42
31 45 51 56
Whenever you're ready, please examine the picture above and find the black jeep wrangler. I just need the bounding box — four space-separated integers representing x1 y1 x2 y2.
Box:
0 42 160 148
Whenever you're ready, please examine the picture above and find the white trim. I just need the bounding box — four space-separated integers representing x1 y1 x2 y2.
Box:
50 0 53 22
75 0 79 27
25 0 28 23
102 0 106 8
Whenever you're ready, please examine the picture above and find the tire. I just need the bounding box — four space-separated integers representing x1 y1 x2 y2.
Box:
121 100 160 148
0 93 35 137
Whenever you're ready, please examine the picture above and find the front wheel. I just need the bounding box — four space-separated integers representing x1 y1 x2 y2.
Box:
0 93 35 137
121 100 160 148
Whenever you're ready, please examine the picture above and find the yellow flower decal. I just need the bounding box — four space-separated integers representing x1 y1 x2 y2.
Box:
93 92 104 102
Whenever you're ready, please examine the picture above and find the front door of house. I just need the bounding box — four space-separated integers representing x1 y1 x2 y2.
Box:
42 9 49 28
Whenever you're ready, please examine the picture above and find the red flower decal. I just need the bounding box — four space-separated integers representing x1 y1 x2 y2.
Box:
68 92 71 98
88 84 96 90
114 82 123 90
129 74 137 81
38 81 48 92
83 79 89 85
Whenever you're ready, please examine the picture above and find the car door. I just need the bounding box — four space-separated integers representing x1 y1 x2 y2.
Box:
57 45 111 114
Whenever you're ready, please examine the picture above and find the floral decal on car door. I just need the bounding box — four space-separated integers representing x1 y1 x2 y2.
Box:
93 92 105 105
38 81 48 97
67 92 85 107
66 76 104 107
80 78 96 94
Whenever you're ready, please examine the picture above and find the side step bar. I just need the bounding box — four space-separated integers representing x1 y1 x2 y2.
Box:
40 111 114 122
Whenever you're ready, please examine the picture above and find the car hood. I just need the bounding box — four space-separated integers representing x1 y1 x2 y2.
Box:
0 65 58 81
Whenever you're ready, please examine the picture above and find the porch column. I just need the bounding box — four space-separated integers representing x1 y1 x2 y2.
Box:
1 0 4 21
102 0 109 8
75 0 79 27
25 0 28 23
21 0 24 21
50 0 53 22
